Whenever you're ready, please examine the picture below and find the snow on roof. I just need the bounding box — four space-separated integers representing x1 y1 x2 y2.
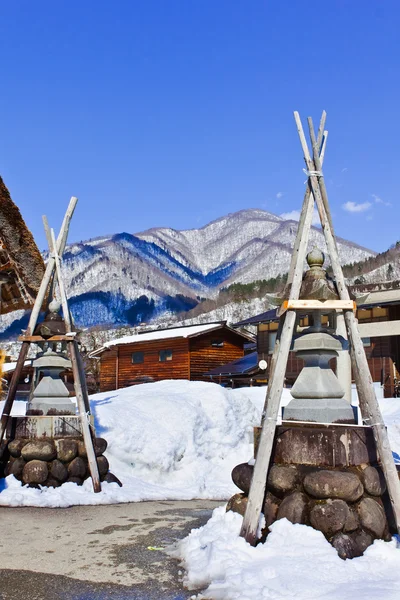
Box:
2 360 32 373
102 322 234 349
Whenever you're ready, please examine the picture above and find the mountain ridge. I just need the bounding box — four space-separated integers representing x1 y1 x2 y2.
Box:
0 208 377 335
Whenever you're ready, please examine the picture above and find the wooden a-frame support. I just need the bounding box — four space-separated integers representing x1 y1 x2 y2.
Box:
240 111 400 545
0 197 101 493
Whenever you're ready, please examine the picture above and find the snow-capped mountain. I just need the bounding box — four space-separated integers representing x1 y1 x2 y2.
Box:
0 209 376 335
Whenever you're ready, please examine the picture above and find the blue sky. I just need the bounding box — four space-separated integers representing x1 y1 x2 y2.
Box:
0 1 399 253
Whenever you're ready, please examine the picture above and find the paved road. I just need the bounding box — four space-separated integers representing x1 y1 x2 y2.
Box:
0 500 222 600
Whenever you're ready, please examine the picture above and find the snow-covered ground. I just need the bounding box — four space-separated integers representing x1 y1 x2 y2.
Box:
1 380 400 599
173 508 400 600
0 381 266 507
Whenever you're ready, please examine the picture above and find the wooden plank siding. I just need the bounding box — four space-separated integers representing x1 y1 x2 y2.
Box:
97 327 249 391
99 338 190 391
189 330 244 381
99 348 117 391
117 338 189 388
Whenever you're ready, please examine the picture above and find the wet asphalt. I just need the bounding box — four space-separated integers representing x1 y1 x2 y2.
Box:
0 500 221 600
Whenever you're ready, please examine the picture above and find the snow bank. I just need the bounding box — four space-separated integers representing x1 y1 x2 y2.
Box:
173 507 400 600
0 380 264 507
0 380 400 512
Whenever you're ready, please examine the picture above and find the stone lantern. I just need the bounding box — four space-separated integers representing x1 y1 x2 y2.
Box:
27 301 75 416
283 248 355 424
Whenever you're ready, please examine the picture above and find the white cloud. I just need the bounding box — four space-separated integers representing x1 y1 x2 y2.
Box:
342 201 372 213
280 208 320 226
341 167 348 173
372 194 391 207
276 192 284 199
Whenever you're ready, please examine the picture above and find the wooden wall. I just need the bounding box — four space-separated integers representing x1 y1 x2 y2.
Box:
189 330 244 381
99 348 118 392
99 338 190 392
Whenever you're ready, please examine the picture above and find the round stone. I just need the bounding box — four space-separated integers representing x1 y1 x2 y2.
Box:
97 455 109 478
303 470 364 501
267 465 298 497
22 460 48 484
8 439 26 458
263 492 280 528
309 499 349 537
231 462 253 494
277 492 308 525
42 478 61 488
68 457 87 479
103 472 123 487
21 441 57 462
332 530 373 560
78 438 108 458
10 457 26 480
358 497 387 538
55 439 78 463
343 508 360 532
67 477 83 486
49 459 68 482
226 493 248 517
362 466 386 496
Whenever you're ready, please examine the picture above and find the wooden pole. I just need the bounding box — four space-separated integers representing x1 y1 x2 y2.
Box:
241 134 319 542
286 112 327 291
50 228 101 493
262 113 328 417
0 198 78 448
303 115 400 534
26 197 77 335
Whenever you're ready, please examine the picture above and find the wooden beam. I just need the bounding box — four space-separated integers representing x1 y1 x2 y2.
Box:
26 197 77 335
278 299 355 316
50 228 101 494
18 334 77 342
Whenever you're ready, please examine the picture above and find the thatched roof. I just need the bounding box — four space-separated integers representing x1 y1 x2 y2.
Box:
0 176 45 314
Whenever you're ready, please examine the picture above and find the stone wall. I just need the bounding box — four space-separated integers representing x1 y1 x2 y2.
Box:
227 423 394 559
2 437 121 488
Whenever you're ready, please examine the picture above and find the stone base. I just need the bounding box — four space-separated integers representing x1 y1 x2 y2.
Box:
283 397 356 424
6 416 93 439
26 400 76 416
2 420 122 490
228 422 394 559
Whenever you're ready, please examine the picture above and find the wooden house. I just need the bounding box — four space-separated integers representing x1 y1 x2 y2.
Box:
232 287 400 397
91 322 254 392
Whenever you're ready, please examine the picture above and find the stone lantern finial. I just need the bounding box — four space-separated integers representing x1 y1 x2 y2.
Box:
306 247 325 268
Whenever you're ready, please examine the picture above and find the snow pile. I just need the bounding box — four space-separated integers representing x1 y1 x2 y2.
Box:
0 380 264 507
0 380 400 512
174 506 400 600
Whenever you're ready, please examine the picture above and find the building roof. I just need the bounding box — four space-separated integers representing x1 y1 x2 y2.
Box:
91 321 254 356
205 351 259 377
359 289 400 308
0 176 45 314
2 360 33 374
233 287 400 328
234 308 278 327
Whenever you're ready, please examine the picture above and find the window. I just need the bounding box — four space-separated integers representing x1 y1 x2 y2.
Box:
132 351 144 364
159 349 173 362
362 337 371 347
268 332 277 354
211 339 224 348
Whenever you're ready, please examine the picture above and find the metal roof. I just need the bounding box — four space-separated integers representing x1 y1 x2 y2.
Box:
233 287 400 327
205 351 258 377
